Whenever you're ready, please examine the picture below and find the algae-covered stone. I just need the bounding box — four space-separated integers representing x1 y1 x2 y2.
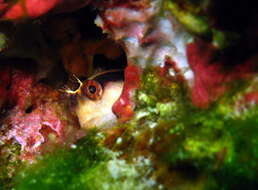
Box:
165 101 258 189
81 157 155 190
130 66 258 189
12 132 156 190
0 142 21 190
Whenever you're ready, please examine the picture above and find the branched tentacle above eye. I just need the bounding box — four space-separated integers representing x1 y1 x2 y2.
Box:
60 74 83 95
61 70 123 100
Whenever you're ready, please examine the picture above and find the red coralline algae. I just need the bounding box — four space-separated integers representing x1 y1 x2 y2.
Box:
244 91 258 105
158 57 186 84
0 0 7 10
0 0 91 20
0 68 81 160
2 0 60 19
7 106 63 159
97 0 153 42
112 65 141 121
9 70 34 109
187 40 257 108
103 7 151 28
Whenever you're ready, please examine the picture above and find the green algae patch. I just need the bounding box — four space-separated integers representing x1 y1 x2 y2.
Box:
8 67 258 190
80 158 155 190
164 102 258 189
0 142 21 190
12 131 156 190
124 67 258 189
212 30 240 49
163 0 241 49
164 0 210 35
12 133 105 190
134 68 189 125
0 33 7 52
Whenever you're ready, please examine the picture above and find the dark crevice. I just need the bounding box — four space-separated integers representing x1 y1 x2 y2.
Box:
25 105 34 114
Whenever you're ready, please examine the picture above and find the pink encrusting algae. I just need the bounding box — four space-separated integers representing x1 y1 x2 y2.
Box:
187 40 257 108
0 68 82 160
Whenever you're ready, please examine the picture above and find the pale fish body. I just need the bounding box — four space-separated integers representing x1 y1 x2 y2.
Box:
67 70 124 129
76 81 123 129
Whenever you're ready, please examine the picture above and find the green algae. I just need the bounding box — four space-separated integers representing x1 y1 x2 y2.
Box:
0 142 21 190
167 103 258 189
0 1 257 189
134 68 189 124
80 157 155 190
164 0 210 35
13 132 105 190
129 67 258 189
212 30 240 49
0 33 7 52
163 0 241 49
10 67 258 190
12 131 156 190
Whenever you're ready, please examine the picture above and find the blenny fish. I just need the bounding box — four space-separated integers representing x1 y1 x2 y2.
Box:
65 70 124 129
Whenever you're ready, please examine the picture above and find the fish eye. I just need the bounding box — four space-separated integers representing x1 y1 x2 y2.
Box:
82 80 103 100
88 85 96 94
